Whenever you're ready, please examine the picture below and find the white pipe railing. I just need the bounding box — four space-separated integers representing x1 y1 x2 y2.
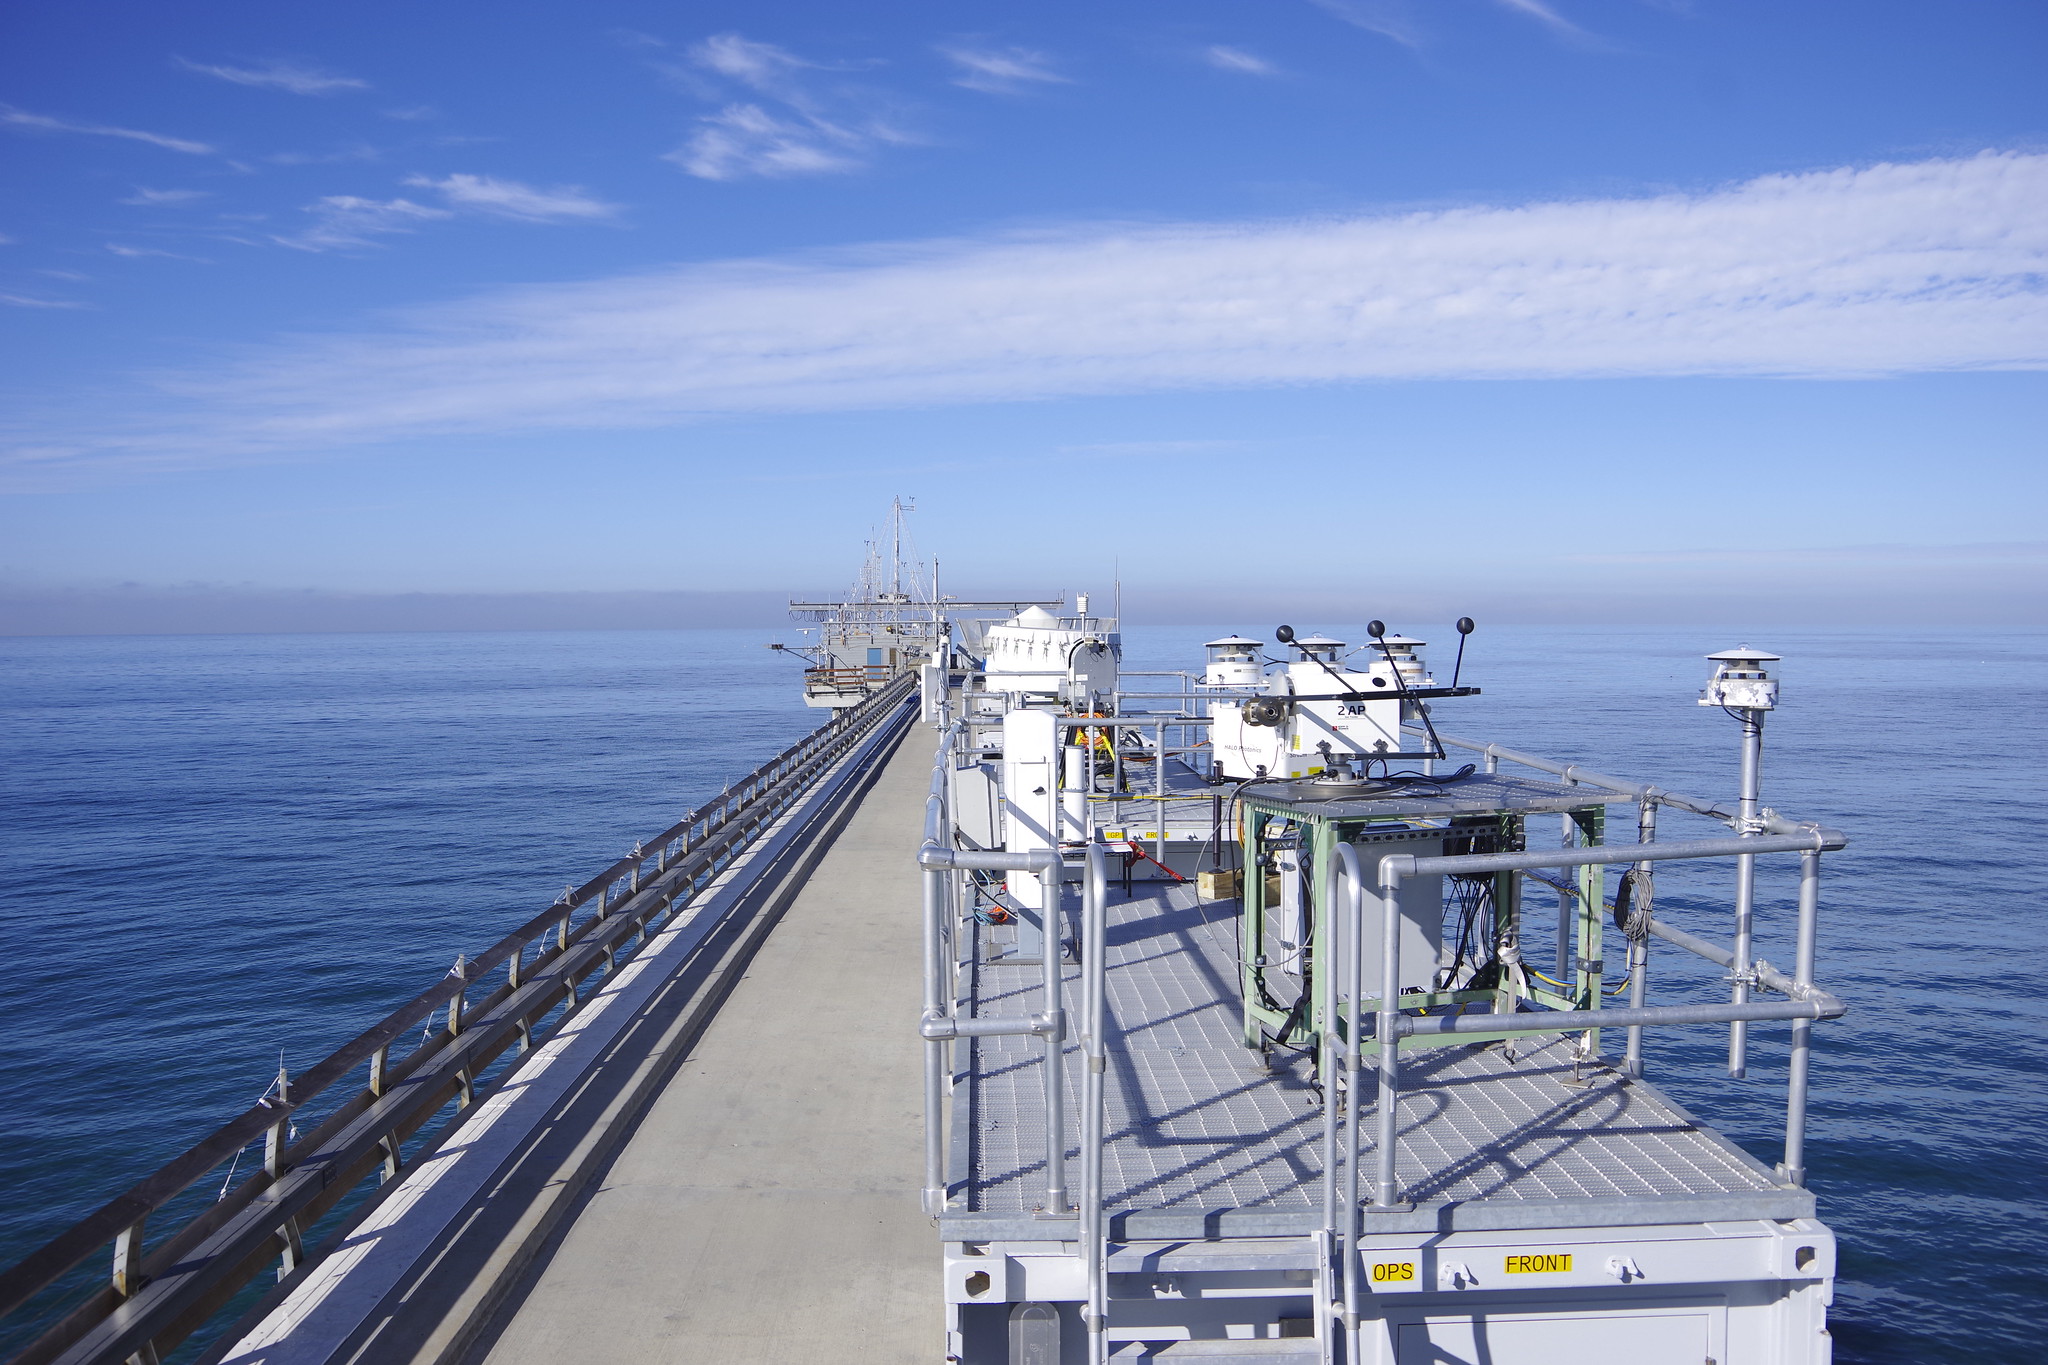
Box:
1080 847 1109 1365
925 683 1852 1355
1360 833 1847 1216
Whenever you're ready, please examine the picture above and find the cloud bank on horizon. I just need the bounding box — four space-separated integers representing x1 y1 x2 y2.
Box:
8 150 2044 480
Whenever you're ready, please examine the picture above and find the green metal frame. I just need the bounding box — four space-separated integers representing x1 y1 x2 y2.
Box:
1236 795 1610 1058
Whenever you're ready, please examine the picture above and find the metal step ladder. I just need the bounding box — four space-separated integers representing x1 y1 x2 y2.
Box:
1091 1235 1330 1362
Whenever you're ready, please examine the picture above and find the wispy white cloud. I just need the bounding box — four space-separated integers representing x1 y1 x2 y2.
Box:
1494 0 1583 33
1203 46 1281 76
668 104 867 179
608 28 669 51
106 243 207 260
271 195 450 252
1317 0 1595 48
176 58 369 96
1 106 214 155
402 173 619 221
264 144 381 167
1 292 87 309
1309 0 1425 48
940 45 1070 94
665 33 911 180
689 32 815 95
11 153 2046 477
120 187 209 206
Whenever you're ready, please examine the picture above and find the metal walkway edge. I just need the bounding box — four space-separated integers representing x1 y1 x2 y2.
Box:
211 699 931 1365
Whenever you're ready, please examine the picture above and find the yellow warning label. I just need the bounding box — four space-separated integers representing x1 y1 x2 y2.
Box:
1504 1253 1573 1274
1370 1261 1417 1284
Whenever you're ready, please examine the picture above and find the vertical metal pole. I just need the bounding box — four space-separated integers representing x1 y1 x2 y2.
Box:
1090 723 1102 804
1042 856 1069 1216
1340 845 1365 1364
1113 715 1124 794
1210 795 1223 872
1330 845 1363 1352
371 1041 398 1180
1372 859 1405 1210
1556 813 1574 980
112 1218 145 1301
1730 710 1765 1078
265 1062 303 1277
1574 807 1605 1059
1082 848 1109 1365
264 1065 290 1181
1625 800 1656 1079
1155 722 1167 875
448 958 473 1109
921 864 948 1215
1782 849 1821 1185
1320 850 1345 1241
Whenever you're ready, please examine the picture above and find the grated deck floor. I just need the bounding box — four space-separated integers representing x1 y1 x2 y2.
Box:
960 882 1777 1216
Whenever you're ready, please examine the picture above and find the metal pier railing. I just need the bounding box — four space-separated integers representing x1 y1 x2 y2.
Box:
0 673 915 1365
921 697 1851 1365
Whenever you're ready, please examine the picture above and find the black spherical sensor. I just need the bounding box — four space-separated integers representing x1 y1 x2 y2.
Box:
1457 617 1476 635
1367 620 1387 638
1274 624 1296 644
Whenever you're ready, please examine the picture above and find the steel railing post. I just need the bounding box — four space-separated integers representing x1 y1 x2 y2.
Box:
1782 849 1822 1186
112 1218 145 1302
1372 856 1409 1211
1626 799 1657 1079
1154 721 1167 874
1319 853 1344 1245
1081 847 1109 1365
1334 843 1365 1362
1041 855 1069 1217
1327 847 1359 1358
921 862 948 1215
1728 708 1765 1078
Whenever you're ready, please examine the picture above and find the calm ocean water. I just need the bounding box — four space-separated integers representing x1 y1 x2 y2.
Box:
2 624 2043 1361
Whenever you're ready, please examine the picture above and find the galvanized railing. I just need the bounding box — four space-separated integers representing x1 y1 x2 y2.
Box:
1322 827 1847 1364
920 686 1852 1365
0 672 916 1365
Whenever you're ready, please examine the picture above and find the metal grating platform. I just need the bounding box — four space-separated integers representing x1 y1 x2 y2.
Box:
955 881 1784 1225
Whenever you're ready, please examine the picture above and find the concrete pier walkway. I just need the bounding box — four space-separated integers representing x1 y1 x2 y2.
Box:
472 728 938 1364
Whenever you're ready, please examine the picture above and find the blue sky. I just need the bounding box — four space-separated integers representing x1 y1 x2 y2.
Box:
1 0 2043 629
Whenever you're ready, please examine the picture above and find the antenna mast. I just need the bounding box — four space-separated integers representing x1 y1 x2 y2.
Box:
891 497 902 599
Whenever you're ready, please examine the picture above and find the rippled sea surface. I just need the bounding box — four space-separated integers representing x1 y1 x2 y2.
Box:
3 625 2044 1361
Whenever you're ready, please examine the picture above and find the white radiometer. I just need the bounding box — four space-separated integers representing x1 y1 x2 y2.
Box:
1202 636 1263 688
1700 645 1781 711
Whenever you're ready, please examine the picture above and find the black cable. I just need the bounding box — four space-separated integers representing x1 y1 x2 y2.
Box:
1435 873 1489 991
